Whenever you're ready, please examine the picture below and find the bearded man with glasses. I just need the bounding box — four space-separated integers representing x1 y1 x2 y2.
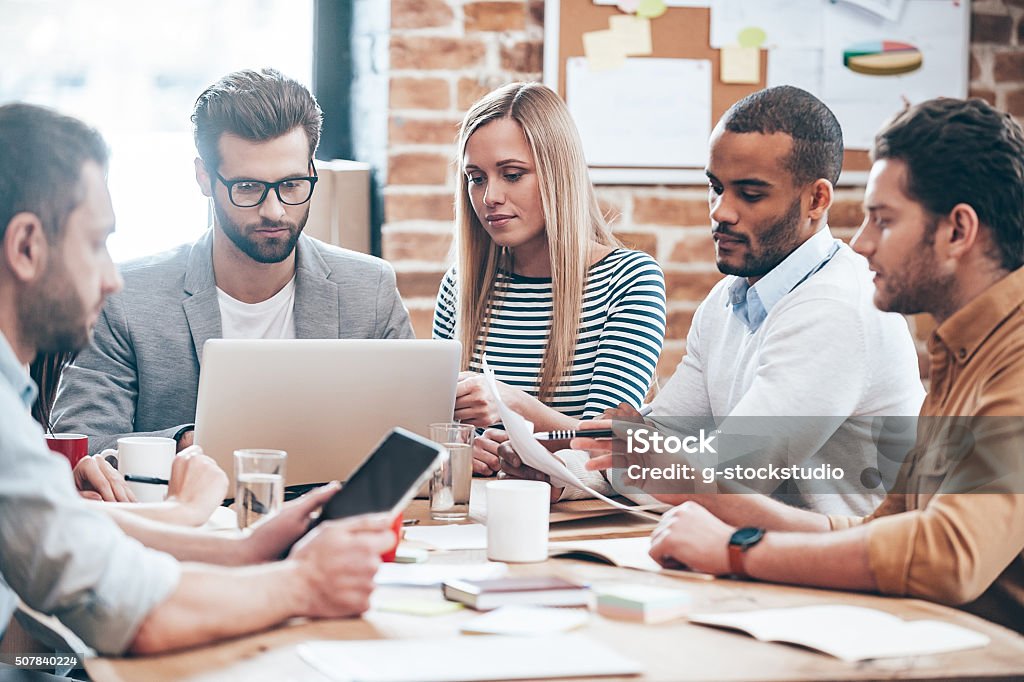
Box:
53 68 414 457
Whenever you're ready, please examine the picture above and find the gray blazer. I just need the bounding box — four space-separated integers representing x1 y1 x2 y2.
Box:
53 229 414 453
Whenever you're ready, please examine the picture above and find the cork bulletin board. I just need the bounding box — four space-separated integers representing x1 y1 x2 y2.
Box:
542 0 968 186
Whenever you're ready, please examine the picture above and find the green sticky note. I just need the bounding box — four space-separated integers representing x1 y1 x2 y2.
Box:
738 26 767 49
636 0 667 20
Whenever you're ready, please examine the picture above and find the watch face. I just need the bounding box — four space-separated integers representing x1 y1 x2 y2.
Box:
731 527 765 548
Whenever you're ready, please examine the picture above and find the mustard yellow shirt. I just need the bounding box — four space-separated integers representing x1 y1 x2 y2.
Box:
831 266 1024 633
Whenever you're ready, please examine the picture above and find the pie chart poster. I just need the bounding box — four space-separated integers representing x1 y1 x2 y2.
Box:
821 0 968 150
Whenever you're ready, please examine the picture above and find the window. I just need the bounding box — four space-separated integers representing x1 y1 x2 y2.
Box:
0 0 314 262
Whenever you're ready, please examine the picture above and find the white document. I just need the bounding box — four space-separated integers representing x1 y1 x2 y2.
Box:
821 0 968 149
690 605 990 662
481 359 655 517
374 561 507 587
593 0 711 6
460 606 590 635
299 634 643 682
710 0 824 49
766 47 823 97
566 57 711 168
839 0 907 21
403 523 488 550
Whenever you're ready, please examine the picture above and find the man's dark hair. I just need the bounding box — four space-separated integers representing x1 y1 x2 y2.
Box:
191 68 322 170
722 85 844 186
872 97 1024 271
0 103 108 243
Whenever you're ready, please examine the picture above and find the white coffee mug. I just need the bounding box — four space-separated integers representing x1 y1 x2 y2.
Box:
486 480 551 563
117 436 176 503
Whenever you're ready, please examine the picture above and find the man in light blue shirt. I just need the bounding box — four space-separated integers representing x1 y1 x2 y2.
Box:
0 103 393 656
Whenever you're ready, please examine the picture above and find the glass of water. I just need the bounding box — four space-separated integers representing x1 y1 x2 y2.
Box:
429 423 475 522
234 449 286 530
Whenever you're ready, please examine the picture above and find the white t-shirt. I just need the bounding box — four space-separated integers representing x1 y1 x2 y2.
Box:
217 277 297 340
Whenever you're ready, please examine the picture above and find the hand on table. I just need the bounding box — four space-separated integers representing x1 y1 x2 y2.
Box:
291 514 395 618
648 501 735 576
164 447 229 526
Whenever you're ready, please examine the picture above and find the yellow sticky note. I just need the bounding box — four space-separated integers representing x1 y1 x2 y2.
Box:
609 15 652 57
720 45 761 84
582 29 627 72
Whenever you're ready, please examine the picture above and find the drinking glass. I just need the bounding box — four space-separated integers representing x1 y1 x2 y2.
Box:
429 423 475 521
234 449 286 529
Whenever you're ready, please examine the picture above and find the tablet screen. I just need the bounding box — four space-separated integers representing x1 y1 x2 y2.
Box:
319 428 442 521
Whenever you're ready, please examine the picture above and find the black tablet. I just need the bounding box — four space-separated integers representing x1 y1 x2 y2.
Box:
316 427 444 523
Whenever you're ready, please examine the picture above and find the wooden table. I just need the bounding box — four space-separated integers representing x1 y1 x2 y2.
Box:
85 499 1024 682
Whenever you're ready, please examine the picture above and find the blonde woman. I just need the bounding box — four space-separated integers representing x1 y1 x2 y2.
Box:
433 82 667 476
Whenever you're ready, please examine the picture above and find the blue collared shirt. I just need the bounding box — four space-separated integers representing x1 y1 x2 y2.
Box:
0 332 180 655
727 226 841 332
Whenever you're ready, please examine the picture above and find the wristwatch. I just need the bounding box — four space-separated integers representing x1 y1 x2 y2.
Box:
728 527 765 578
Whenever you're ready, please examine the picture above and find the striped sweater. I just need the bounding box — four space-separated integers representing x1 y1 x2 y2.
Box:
432 248 667 419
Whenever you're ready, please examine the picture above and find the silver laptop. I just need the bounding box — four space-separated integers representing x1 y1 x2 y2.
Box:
194 339 460 487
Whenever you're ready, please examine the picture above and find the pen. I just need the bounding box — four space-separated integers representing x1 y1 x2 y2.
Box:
534 428 616 441
534 405 654 441
474 423 505 436
123 474 169 485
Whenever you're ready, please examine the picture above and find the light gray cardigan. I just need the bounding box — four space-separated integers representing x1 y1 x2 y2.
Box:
53 229 414 453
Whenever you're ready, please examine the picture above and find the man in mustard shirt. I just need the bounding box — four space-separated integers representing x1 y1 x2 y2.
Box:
581 97 1024 633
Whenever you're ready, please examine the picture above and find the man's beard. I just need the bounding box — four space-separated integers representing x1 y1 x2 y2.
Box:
874 229 953 316
715 196 803 279
214 197 308 264
19 253 92 355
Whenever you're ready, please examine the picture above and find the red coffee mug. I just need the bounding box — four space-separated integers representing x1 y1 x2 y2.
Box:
44 433 89 468
382 513 403 563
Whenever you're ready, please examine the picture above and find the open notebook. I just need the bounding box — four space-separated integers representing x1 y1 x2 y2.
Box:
689 605 990 661
548 537 714 581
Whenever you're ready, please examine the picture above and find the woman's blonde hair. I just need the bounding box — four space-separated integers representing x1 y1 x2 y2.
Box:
454 82 619 402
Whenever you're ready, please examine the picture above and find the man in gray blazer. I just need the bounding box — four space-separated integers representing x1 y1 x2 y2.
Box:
54 68 413 454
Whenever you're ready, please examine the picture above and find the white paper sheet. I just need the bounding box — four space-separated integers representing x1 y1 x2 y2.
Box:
374 561 508 587
593 0 711 6
709 0 824 49
403 523 488 550
481 359 654 518
566 57 711 168
689 605 990 662
481 358 663 518
821 0 968 149
766 47 822 96
299 634 643 682
460 606 590 635
839 0 907 22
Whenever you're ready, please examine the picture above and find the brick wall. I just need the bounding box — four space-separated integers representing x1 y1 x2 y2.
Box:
383 0 1024 382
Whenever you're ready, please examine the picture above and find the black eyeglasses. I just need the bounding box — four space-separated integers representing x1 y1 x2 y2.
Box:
213 161 318 208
